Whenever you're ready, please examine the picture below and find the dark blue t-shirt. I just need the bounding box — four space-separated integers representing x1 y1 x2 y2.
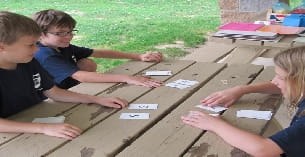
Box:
34 42 93 89
269 99 305 157
0 59 54 117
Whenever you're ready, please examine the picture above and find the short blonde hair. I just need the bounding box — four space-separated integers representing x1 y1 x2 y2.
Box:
274 46 305 107
0 11 41 45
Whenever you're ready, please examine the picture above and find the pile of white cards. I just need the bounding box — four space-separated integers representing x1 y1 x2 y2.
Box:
195 105 272 120
165 79 199 89
196 105 228 113
236 110 273 120
119 104 158 120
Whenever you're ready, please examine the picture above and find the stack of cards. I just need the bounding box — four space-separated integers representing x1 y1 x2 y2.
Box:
165 79 199 89
145 71 172 76
188 112 219 117
236 110 273 120
195 105 228 113
119 104 158 120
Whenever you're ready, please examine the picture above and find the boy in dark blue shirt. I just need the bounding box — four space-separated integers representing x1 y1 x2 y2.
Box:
33 9 163 89
0 11 128 139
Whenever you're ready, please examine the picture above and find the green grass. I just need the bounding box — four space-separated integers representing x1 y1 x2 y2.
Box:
2 0 220 72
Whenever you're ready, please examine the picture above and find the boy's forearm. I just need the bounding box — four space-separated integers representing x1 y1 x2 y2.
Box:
44 86 99 104
0 118 43 134
92 49 140 60
72 71 130 83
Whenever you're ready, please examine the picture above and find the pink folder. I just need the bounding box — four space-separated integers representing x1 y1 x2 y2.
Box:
219 22 264 31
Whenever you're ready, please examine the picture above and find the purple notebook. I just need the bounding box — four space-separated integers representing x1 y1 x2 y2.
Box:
219 22 264 31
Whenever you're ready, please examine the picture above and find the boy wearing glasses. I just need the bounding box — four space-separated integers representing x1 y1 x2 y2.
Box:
0 11 128 139
33 9 163 89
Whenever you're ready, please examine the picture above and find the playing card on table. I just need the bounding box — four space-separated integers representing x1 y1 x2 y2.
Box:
119 113 150 119
236 110 272 120
32 116 65 124
174 79 199 86
128 104 158 110
196 105 228 113
165 82 190 89
145 71 172 76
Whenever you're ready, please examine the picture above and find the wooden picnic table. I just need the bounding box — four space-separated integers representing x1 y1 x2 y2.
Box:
0 60 282 157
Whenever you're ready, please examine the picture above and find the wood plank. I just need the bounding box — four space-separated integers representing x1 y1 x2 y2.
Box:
182 42 236 62
235 39 263 46
0 61 155 146
184 67 282 157
263 35 296 48
221 47 266 64
208 36 234 44
0 60 195 157
117 64 263 157
69 61 156 95
260 48 283 58
47 62 226 157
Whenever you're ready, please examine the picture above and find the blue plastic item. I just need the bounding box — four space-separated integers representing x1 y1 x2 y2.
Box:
283 14 305 27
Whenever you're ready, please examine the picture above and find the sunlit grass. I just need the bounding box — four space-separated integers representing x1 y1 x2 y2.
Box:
2 0 220 71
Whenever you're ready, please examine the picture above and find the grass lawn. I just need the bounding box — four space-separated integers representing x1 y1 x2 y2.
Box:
2 0 220 71
3 0 301 71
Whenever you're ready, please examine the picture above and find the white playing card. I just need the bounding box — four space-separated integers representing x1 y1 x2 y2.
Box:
236 110 272 120
119 113 150 119
145 71 172 76
32 116 65 124
196 105 228 113
174 79 199 86
165 82 190 89
128 104 158 110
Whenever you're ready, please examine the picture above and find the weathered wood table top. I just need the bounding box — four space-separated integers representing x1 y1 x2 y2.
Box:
1 60 282 157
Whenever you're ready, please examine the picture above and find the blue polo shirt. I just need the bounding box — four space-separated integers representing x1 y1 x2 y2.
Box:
34 42 93 89
269 99 305 157
0 59 54 117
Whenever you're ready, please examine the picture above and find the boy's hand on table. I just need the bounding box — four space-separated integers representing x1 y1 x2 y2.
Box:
126 76 163 88
140 52 163 62
40 123 82 140
96 97 128 109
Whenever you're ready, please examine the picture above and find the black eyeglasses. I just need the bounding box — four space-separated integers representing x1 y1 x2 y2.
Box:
46 30 78 37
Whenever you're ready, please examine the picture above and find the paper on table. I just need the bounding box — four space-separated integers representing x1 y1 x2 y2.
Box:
119 113 150 119
145 71 172 76
165 82 190 89
32 116 65 124
188 112 219 117
219 22 264 31
251 57 274 67
236 110 272 120
128 104 158 110
195 105 228 113
173 79 199 86
257 25 305 35
165 79 199 89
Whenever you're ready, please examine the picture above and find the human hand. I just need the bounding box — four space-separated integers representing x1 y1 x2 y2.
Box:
181 111 220 131
95 97 128 108
126 76 163 88
200 86 245 107
40 123 82 140
140 52 163 62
